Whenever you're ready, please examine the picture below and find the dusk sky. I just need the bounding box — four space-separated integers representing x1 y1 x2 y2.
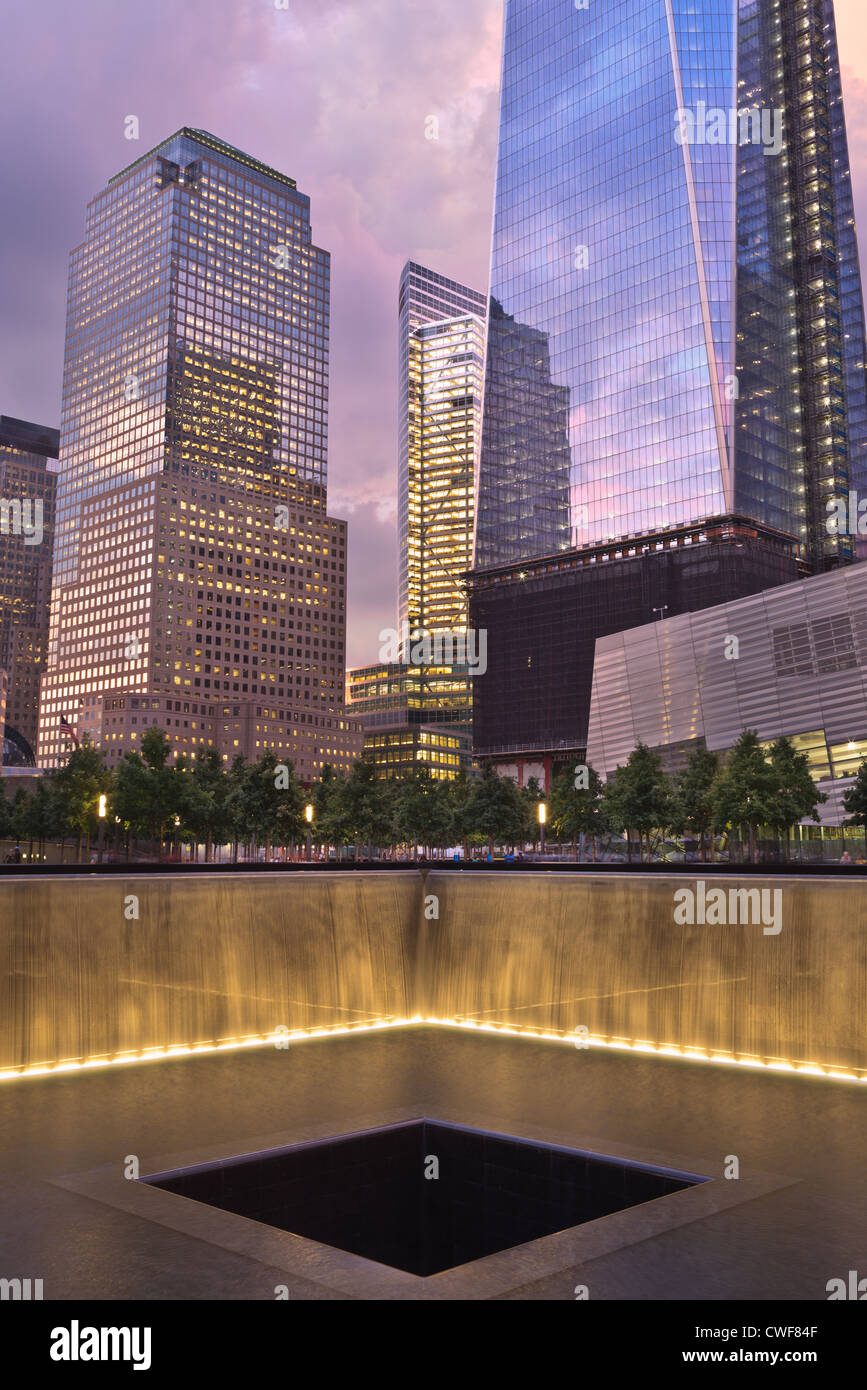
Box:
2 0 867 667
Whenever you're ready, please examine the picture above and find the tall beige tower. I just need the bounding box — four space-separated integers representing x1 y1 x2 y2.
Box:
38 129 361 777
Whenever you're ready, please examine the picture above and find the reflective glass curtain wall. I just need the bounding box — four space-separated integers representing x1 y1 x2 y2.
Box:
397 262 487 634
476 0 735 569
821 0 867 507
476 0 867 572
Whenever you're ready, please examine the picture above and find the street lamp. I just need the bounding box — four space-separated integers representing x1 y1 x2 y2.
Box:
97 793 107 865
305 803 314 863
538 800 547 857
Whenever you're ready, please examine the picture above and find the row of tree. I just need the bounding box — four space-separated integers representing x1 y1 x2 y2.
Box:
549 730 839 863
0 727 541 863
2 725 867 864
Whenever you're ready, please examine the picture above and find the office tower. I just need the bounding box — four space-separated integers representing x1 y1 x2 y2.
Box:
470 0 867 780
37 129 362 776
346 264 485 780
475 0 867 573
0 416 58 763
822 0 867 552
398 261 487 636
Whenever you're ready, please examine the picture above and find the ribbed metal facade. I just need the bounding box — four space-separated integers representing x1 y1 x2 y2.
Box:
586 562 867 820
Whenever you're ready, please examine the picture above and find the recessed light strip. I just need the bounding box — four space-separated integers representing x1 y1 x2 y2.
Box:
0 1016 864 1085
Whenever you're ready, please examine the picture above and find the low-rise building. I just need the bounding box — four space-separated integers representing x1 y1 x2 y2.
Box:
346 661 474 779
586 563 867 825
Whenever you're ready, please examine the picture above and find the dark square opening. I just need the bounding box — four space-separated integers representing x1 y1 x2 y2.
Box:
143 1120 708 1277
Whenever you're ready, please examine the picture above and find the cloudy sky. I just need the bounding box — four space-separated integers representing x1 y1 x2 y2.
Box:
2 0 866 666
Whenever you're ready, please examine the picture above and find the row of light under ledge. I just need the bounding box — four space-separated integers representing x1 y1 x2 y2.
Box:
1 1016 864 1086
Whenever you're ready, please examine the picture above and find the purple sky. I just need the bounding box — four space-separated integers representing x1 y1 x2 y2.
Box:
2 0 867 667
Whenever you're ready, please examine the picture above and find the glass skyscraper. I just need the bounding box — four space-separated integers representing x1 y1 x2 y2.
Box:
346 263 486 780
475 0 867 572
397 261 487 635
38 129 361 775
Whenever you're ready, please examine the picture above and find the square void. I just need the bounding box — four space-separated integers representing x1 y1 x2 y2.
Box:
142 1120 708 1277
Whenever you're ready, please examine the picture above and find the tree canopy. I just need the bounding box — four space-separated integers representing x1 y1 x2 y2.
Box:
0 723 851 864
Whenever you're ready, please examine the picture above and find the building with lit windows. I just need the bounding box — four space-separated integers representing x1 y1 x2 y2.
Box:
398 262 486 638
471 0 867 775
346 660 475 779
361 723 470 781
37 129 362 779
348 264 485 778
0 415 58 764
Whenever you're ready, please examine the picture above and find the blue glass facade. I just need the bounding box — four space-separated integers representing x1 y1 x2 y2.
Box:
476 0 867 571
823 0 867 508
734 0 805 545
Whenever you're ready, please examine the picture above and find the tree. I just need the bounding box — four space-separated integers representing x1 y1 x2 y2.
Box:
549 762 607 860
602 743 673 862
191 748 235 860
223 752 298 861
767 736 826 862
243 751 304 860
519 776 545 851
671 747 720 862
343 754 393 859
447 767 475 860
8 788 31 853
225 756 250 861
710 729 776 863
273 760 306 857
43 774 74 858
311 764 351 859
393 765 454 856
172 748 235 862
19 779 60 863
112 725 179 857
52 737 111 861
842 759 867 855
465 763 525 859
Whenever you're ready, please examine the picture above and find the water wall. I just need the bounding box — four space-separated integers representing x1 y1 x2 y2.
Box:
0 872 419 1071
419 871 867 1074
1 870 865 1076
